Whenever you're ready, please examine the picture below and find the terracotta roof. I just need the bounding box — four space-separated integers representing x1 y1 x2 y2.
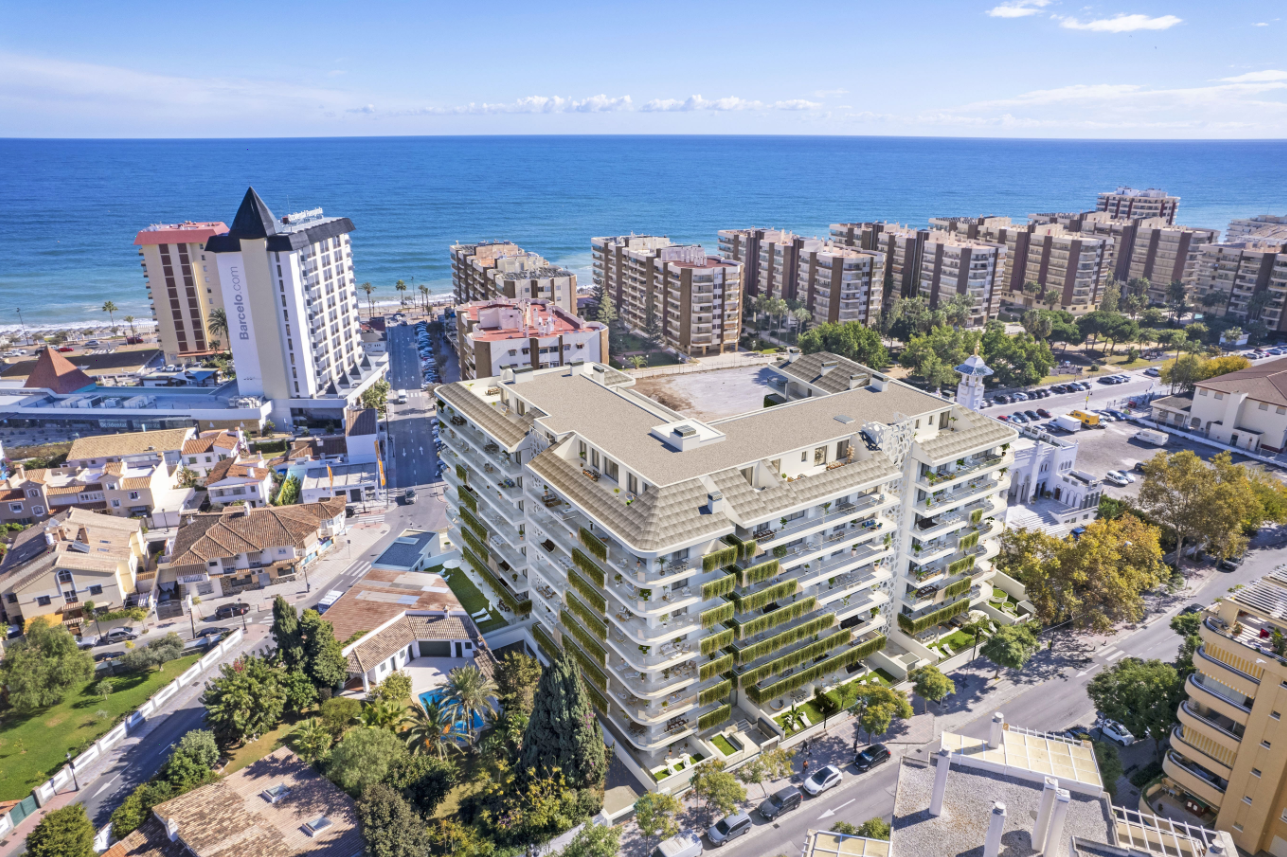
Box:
208 456 271 484
166 498 345 566
324 567 461 645
0 509 139 594
183 430 240 455
1196 356 1287 407
22 348 94 394
134 222 228 247
68 428 194 463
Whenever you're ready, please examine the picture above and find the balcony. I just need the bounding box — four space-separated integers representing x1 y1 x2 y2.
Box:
1178 701 1244 751
916 453 1009 492
1170 725 1235 779
921 473 1008 514
1194 646 1260 699
1162 751 1226 810
1186 673 1251 726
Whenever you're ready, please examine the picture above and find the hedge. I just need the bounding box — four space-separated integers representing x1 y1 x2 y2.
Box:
959 531 980 551
455 464 467 483
738 630 851 688
460 506 487 541
725 534 758 562
703 545 738 572
568 568 607 614
564 638 608 690
896 598 969 636
466 549 533 615
743 635 888 704
735 613 837 665
943 579 971 599
582 674 608 713
733 597 817 640
533 623 561 657
571 548 606 587
565 592 608 640
698 705 732 730
701 603 735 629
702 573 737 601
700 653 734 681
700 679 733 706
561 610 608 666
579 527 607 561
969 509 984 525
731 579 799 614
461 527 489 562
701 629 734 657
739 559 780 588
458 485 478 512
947 556 975 577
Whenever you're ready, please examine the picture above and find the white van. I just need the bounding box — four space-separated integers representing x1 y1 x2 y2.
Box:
317 590 345 613
394 389 408 404
651 830 703 857
1134 429 1169 446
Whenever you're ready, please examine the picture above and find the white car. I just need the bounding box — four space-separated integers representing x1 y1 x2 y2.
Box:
801 764 842 796
1104 470 1131 486
1098 718 1136 746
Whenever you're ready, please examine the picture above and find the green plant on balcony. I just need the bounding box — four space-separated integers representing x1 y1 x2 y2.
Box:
735 613 836 665
926 472 938 485
739 559 780 587
639 644 651 655
699 705 732 731
702 603 735 628
773 545 788 559
703 574 737 601
571 549 606 587
1001 443 1010 452
568 568 606 613
957 458 966 466
743 635 888 704
780 517 788 528
730 579 798 614
701 652 734 680
700 680 733 707
944 579 971 599
579 527 607 560
702 545 738 572
896 599 969 636
733 597 817 639
701 629 734 657
639 589 653 602
822 501 832 517
455 464 467 483
739 631 851 687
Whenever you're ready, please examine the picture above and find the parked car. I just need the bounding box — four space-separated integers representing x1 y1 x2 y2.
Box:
1024 410 1040 421
404 488 417 504
802 764 843 796
1098 718 1136 746
1218 554 1244 572
56 345 75 352
757 786 803 820
707 811 753 847
1012 392 1029 401
994 394 1011 405
1105 409 1130 420
996 414 1009 421
651 831 704 857
102 626 138 643
195 627 225 639
1104 470 1130 486
1033 389 1049 399
1144 367 1161 377
214 602 251 619
1009 413 1028 424
1036 408 1052 418
854 743 891 772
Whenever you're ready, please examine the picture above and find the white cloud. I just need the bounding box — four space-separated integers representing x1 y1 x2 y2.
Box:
986 0 1052 18
771 99 824 110
347 104 376 114
813 88 848 98
1058 13 1183 32
416 94 633 115
641 95 759 112
1254 21 1268 26
1221 70 1287 82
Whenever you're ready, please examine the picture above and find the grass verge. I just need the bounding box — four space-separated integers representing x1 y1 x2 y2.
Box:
438 565 507 633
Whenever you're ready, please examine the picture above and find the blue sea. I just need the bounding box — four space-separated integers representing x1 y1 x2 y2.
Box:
1 136 1285 328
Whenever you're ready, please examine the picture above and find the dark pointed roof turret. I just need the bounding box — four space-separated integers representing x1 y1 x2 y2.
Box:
227 187 278 240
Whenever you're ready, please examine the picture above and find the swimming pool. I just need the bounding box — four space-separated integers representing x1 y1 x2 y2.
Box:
418 688 486 732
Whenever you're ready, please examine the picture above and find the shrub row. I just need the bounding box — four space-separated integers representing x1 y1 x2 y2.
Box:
738 559 780 587
565 592 607 640
702 573 737 601
560 610 608 666
896 598 969 636
571 548 606 587
700 653 734 681
533 623 561 658
701 628 734 657
564 637 608 690
466 550 532 615
724 534 758 562
699 704 732 730
943 579 971 599
959 531 979 551
733 597 817 640
743 635 888 704
703 545 738 572
579 527 607 561
455 464 468 484
699 679 733 706
701 603 735 629
735 613 837 665
458 484 478 512
460 506 487 540
582 673 608 712
568 568 607 614
947 556 975 577
731 578 799 614
738 630 851 688
969 509 984 525
461 527 489 562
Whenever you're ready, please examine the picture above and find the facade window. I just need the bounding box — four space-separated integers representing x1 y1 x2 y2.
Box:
7 503 21 514
1272 711 1282 720
1252 768 1262 777
57 570 73 584
63 591 78 604
1243 796 1253 805
1260 402 1269 410
1199 389 1208 396
1215 392 1224 400
604 460 619 481
26 489 38 498
32 506 43 516
36 595 51 606
628 473 639 494
814 446 828 465
111 500 121 508
4 594 14 604
1261 740 1272 749
89 585 102 596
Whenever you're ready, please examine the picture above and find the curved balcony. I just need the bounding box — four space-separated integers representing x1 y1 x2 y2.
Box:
741 491 897 550
1171 726 1235 780
922 474 1010 516
602 697 728 752
1163 751 1226 810
1186 673 1251 727
916 452 1010 492
607 671 729 724
1195 647 1261 699
1178 701 1244 755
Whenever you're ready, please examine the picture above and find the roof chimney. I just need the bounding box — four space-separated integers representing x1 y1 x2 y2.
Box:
707 492 725 514
983 802 1006 857
989 712 1005 748
1033 777 1060 848
1041 788 1071 857
819 358 839 375
929 749 951 816
166 817 180 842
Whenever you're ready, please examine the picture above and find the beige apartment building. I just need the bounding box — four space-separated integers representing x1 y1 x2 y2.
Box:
794 242 885 326
1096 186 1180 224
1166 569 1287 856
590 233 672 326
717 228 802 301
134 222 228 363
450 242 577 314
916 232 1004 324
455 299 608 380
830 222 925 309
1194 241 1287 331
1227 215 1287 244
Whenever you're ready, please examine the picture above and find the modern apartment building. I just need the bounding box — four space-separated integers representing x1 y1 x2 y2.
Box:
984 223 1111 316
134 222 228 363
436 350 1018 782
206 188 385 422
1226 215 1287 244
1165 570 1287 856
591 236 742 356
830 222 923 309
1096 186 1180 225
455 299 608 380
1193 241 1287 331
792 242 885 326
717 228 802 301
927 215 1014 240
916 232 1005 324
1124 222 1219 302
449 242 577 314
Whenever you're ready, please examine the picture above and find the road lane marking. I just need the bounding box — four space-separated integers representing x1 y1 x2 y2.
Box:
92 774 120 797
818 799 855 819
1076 665 1101 677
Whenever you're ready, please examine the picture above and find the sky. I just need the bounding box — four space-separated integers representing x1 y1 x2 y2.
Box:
2 0 1285 139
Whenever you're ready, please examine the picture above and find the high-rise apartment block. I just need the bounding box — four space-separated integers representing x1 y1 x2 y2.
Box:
1226 215 1287 244
592 236 742 356
1194 240 1287 332
717 228 800 300
134 222 228 363
206 188 383 417
1096 186 1180 225
450 242 577 314
436 350 1019 781
830 222 924 309
1166 572 1287 855
454 299 607 380
916 232 1005 325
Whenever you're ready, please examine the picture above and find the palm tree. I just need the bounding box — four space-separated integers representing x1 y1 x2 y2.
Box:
792 307 811 342
292 717 333 763
360 282 376 317
444 664 497 746
404 700 468 758
102 301 118 333
359 698 406 731
395 279 408 307
628 355 648 370
208 308 229 343
418 285 430 314
123 316 137 338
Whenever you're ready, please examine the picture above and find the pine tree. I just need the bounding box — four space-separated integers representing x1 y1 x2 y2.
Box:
300 609 348 690
596 293 618 327
271 596 304 670
27 804 95 857
518 648 606 791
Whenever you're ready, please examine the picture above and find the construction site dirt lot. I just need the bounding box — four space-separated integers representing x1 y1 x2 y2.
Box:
631 366 780 421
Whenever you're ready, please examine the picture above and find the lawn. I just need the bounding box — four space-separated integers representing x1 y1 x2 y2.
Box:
438 565 507 633
223 719 293 774
432 750 487 819
0 652 202 799
610 350 683 370
939 630 978 653
712 734 739 756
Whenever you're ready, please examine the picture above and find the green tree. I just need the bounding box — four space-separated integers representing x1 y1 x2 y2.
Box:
357 783 433 857
273 475 301 506
291 717 334 763
361 379 391 415
689 760 746 822
980 623 1039 678
271 595 304 669
327 726 410 797
1099 281 1120 315
1093 740 1124 798
854 685 913 742
900 325 982 389
443 663 497 746
518 647 607 791
281 669 318 714
162 729 219 791
799 321 890 368
0 616 93 712
596 292 618 327
1159 353 1205 394
981 321 1055 387
102 300 118 332
360 698 408 731
562 822 622 857
910 664 955 707
320 696 363 737
832 818 892 840
208 307 229 341
201 655 286 745
300 608 348 690
372 670 413 703
791 307 813 342
405 700 468 758
1166 280 1189 320
385 752 458 817
495 651 542 715
1087 658 1185 760
1139 451 1253 569
120 632 184 673
360 282 377 316
111 781 174 838
94 678 114 701
395 279 408 307
884 295 932 341
27 804 94 857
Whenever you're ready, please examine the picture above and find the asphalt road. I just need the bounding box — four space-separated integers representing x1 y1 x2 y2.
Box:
385 323 450 490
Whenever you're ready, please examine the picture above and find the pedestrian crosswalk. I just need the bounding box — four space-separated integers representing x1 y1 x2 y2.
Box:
342 561 372 579
353 512 386 524
1098 645 1131 663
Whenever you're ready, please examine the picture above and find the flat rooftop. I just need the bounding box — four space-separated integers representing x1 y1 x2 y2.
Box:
373 529 440 571
302 461 379 490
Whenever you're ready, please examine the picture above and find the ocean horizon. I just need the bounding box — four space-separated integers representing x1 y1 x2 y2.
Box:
2 134 1285 330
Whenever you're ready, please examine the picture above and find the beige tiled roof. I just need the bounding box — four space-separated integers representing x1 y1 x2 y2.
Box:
1196 355 1287 406
183 430 240 455
348 621 415 673
324 568 462 644
0 509 138 598
167 498 345 566
208 456 271 484
915 410 1016 463
67 428 193 462
707 452 899 519
436 383 533 449
776 352 873 395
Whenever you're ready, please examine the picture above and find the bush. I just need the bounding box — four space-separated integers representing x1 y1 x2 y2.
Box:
27 804 94 857
372 671 413 703
326 727 410 797
385 753 458 816
321 696 363 737
120 632 184 672
1129 759 1165 789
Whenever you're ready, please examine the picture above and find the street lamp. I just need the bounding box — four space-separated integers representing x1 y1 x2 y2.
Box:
66 752 79 790
15 308 27 346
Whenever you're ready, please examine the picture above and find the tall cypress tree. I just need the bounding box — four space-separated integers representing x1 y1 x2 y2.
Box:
271 596 304 670
518 648 606 791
